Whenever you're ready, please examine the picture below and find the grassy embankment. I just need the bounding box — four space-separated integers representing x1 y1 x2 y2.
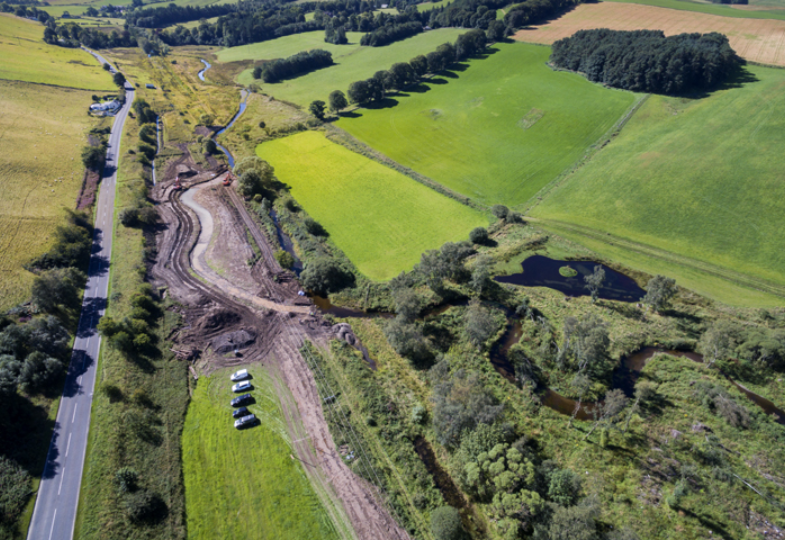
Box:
182 367 342 540
217 28 465 103
336 42 636 207
0 14 114 309
257 131 488 280
530 63 785 307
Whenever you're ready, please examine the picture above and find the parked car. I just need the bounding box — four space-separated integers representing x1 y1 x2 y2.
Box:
230 369 249 382
231 393 252 407
232 381 252 393
234 413 256 429
232 406 249 419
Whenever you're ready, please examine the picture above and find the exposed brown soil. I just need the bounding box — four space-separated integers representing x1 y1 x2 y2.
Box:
76 169 100 210
149 148 409 540
515 2 785 67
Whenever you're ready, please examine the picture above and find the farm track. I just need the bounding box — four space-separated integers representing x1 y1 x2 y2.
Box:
151 167 410 540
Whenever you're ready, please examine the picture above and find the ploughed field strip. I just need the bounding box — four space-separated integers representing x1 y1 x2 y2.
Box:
336 42 635 207
257 131 488 281
515 2 785 67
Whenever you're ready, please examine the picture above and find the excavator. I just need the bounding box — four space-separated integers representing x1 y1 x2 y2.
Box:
173 175 182 190
222 172 234 187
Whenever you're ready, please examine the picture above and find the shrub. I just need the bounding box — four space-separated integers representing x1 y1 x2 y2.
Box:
300 258 354 294
102 384 124 402
31 267 87 313
431 506 464 540
469 227 488 245
124 489 167 522
115 467 139 492
274 250 294 269
81 145 105 170
120 208 139 227
18 351 62 393
304 217 327 237
0 456 31 525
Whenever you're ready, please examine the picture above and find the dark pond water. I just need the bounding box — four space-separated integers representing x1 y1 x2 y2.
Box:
495 255 646 302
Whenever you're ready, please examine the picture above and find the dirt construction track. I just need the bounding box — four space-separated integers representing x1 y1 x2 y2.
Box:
149 154 409 540
515 2 785 67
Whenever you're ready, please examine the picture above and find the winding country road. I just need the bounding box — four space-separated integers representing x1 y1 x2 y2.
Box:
26 50 133 540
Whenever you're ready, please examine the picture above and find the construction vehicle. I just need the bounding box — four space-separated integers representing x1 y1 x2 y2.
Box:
173 175 182 190
222 172 234 187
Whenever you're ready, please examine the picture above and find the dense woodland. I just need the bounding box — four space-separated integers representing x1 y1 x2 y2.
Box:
550 29 744 94
256 48 333 82
127 3 237 28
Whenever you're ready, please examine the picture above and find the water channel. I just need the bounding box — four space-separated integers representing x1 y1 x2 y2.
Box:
198 58 211 81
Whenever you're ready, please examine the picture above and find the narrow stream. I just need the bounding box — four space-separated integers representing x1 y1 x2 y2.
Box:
210 91 247 169
198 58 211 81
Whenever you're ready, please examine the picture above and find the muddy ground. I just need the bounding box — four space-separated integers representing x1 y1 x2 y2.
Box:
149 148 409 540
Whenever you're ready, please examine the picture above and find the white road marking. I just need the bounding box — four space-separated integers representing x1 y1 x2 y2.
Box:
58 466 65 495
48 510 57 540
72 404 78 423
66 433 72 457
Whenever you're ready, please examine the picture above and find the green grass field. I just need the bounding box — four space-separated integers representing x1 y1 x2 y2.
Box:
0 80 105 310
0 14 115 89
257 131 487 280
604 0 785 20
336 42 636 207
220 29 465 104
183 366 340 540
530 64 785 303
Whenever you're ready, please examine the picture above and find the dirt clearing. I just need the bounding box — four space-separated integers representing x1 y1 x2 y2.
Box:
515 2 785 67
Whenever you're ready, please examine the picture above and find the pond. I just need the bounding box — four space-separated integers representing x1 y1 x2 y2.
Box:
495 255 646 302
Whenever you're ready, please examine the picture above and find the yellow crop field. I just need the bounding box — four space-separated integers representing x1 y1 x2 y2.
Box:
0 80 102 309
0 13 115 90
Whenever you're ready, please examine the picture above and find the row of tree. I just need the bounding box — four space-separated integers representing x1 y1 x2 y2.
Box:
43 19 135 49
255 48 334 83
359 20 423 46
344 29 487 105
550 29 744 95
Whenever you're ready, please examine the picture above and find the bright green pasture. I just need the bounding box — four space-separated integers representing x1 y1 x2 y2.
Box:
183 366 339 540
0 14 114 89
337 42 635 207
531 64 785 301
257 131 488 280
222 28 465 104
603 0 785 20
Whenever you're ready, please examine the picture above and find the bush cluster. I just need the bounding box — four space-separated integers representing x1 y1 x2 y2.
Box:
360 20 422 47
97 284 159 357
256 49 333 83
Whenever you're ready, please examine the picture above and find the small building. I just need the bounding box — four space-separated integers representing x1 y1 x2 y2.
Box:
145 83 155 89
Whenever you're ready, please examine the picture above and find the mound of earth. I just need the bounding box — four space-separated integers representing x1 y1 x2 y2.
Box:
212 329 257 354
196 309 242 332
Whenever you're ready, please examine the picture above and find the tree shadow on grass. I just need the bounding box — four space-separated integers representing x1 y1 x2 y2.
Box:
364 97 400 110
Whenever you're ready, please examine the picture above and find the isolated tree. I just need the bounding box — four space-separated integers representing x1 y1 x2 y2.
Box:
469 227 488 245
584 265 605 303
199 113 213 126
102 62 111 71
234 157 275 196
308 100 326 120
300 258 354 294
113 71 126 88
642 275 677 312
81 145 105 170
491 205 509 221
699 321 733 367
328 90 348 113
431 506 464 540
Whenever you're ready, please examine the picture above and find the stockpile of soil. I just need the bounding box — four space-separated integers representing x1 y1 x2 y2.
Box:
211 329 256 354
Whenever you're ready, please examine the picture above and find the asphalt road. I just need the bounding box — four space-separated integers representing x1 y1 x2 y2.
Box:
26 51 134 540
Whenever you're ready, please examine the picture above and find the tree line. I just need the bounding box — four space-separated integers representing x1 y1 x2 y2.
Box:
43 19 136 48
550 29 744 95
254 48 333 83
343 29 487 106
127 3 237 28
359 19 422 46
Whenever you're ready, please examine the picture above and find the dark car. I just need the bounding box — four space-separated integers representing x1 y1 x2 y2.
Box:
231 393 252 407
232 406 249 418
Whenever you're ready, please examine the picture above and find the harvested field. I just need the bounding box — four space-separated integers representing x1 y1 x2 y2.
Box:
0 14 115 89
0 80 103 309
602 0 785 20
515 2 785 66
257 131 488 281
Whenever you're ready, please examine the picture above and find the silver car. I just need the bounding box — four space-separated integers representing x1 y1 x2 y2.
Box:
230 369 249 382
231 381 252 393
234 413 256 429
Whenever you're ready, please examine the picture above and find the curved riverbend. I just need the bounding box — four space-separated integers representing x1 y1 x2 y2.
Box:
198 58 211 81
